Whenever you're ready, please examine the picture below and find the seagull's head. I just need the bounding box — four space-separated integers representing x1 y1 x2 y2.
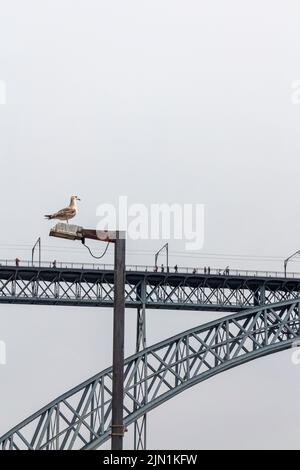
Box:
71 195 81 202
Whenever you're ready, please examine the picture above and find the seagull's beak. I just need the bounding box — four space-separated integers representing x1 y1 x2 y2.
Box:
77 197 81 201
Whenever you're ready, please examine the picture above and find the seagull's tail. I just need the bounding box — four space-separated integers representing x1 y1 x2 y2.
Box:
44 214 53 220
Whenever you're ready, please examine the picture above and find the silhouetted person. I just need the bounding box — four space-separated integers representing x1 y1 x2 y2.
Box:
52 260 57 268
154 265 158 272
174 265 178 273
204 266 207 274
208 266 211 274
193 268 197 274
161 264 164 273
15 258 20 267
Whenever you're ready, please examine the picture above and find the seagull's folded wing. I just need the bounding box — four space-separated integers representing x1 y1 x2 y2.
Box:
53 207 76 218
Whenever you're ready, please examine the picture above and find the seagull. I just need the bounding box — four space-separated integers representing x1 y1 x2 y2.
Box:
44 196 81 223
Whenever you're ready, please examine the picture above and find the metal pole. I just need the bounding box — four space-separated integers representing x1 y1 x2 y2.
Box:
155 243 169 271
166 243 169 272
284 260 287 278
32 237 41 267
111 232 126 450
284 250 300 278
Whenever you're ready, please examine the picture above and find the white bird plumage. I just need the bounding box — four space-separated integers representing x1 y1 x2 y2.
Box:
44 196 81 223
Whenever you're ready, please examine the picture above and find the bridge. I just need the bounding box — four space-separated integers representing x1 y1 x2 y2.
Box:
0 262 300 311
0 261 300 449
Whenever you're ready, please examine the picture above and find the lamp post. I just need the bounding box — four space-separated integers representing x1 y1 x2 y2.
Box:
32 237 41 267
49 223 126 450
111 231 126 450
154 243 169 272
284 250 300 277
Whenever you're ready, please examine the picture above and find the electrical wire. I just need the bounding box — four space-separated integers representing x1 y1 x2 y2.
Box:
82 241 110 260
0 242 291 260
2 241 300 264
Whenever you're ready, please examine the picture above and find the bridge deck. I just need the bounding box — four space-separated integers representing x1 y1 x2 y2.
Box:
0 265 300 287
0 265 299 311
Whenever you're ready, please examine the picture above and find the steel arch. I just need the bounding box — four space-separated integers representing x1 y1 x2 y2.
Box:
1 299 300 450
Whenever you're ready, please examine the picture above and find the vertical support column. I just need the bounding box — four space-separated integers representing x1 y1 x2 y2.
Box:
264 308 268 347
260 285 266 305
111 233 126 450
175 343 179 388
134 279 147 450
253 285 266 306
226 320 230 360
214 326 219 367
253 285 266 350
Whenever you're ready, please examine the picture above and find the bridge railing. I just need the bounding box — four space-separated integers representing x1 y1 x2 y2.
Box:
0 259 299 279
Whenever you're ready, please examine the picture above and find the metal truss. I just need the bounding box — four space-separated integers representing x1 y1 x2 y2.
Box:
1 299 299 450
134 304 147 450
1 266 300 310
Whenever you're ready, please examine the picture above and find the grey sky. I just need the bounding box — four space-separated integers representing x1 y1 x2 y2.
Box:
1 0 300 449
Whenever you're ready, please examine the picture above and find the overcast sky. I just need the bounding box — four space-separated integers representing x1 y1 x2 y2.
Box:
1 0 300 449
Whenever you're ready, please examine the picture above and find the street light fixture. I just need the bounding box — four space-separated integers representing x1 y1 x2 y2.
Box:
50 223 126 450
49 223 116 242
